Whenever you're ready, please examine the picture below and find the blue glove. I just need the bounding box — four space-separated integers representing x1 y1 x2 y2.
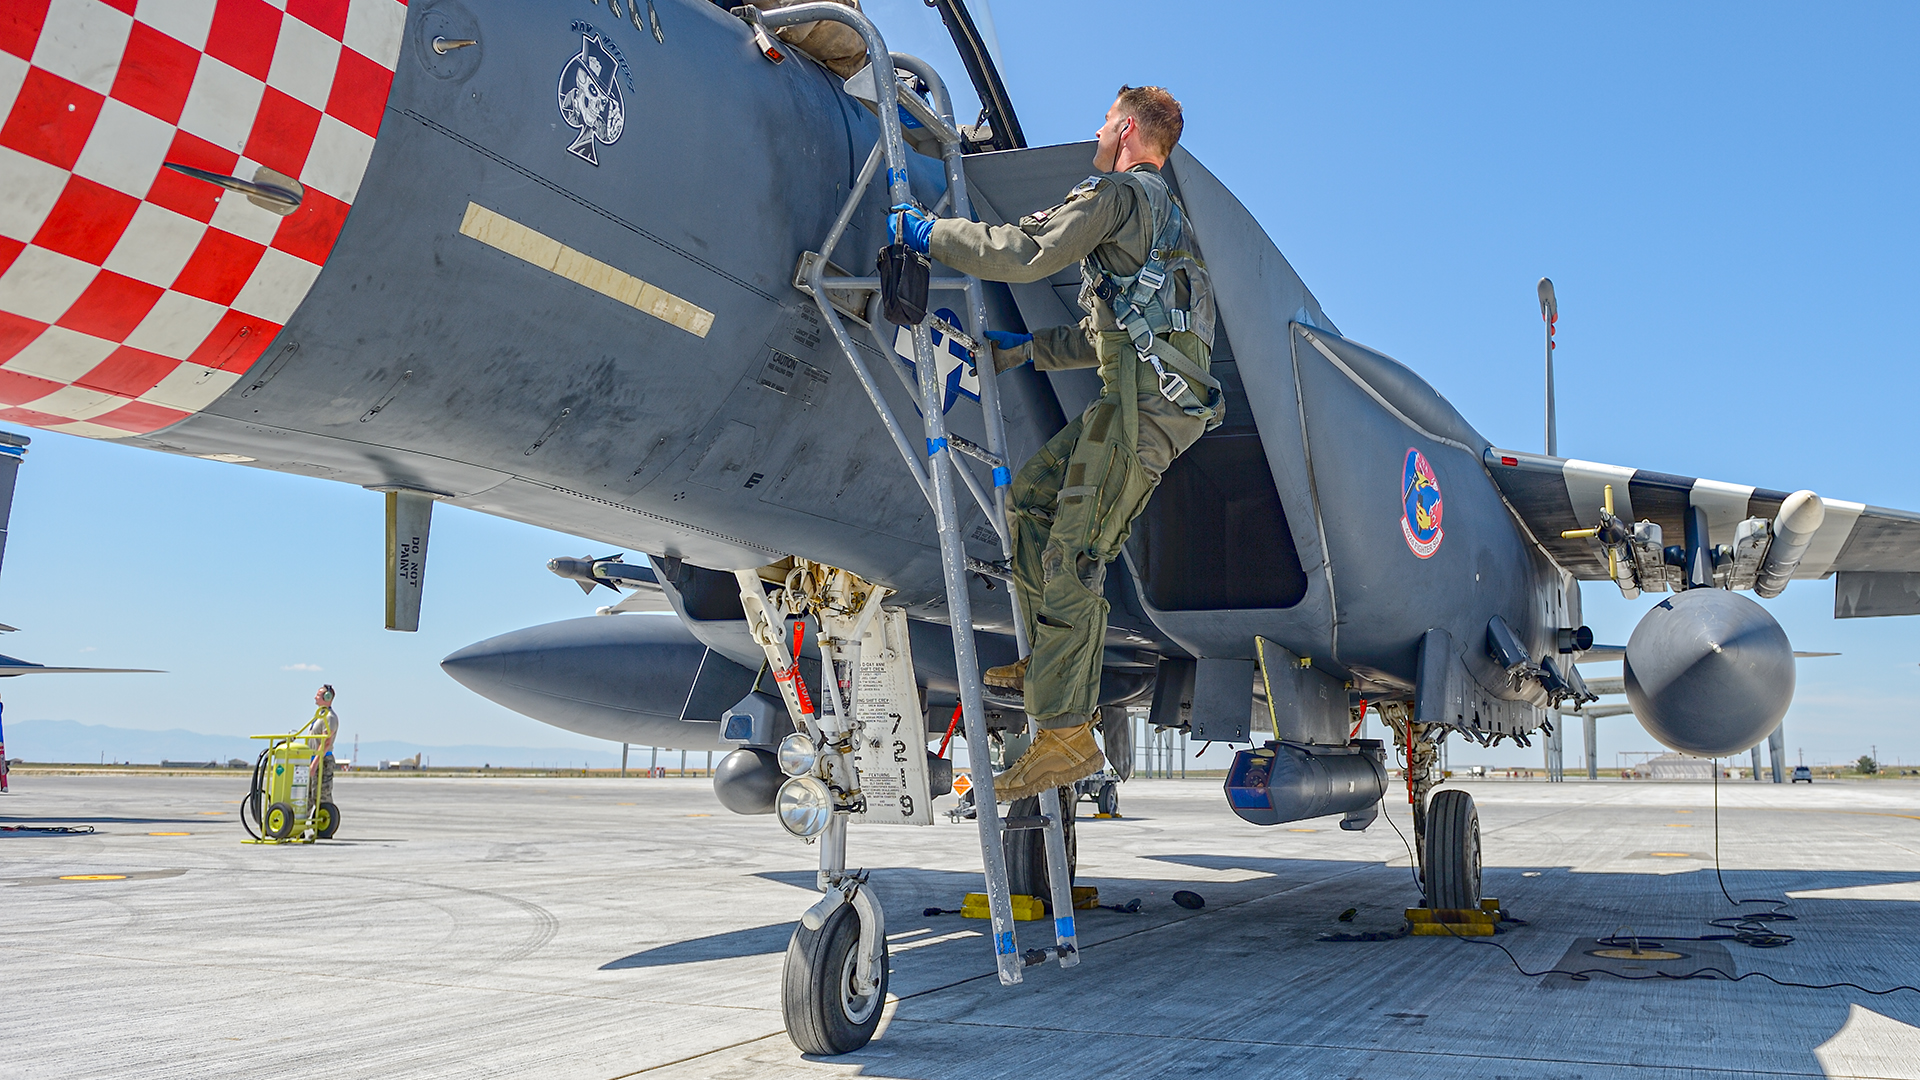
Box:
983 330 1033 373
889 203 935 254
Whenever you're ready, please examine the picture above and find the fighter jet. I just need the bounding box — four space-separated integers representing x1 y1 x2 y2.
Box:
6 0 1918 1053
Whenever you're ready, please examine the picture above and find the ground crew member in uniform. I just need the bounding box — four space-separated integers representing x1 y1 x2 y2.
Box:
306 684 339 805
891 86 1221 802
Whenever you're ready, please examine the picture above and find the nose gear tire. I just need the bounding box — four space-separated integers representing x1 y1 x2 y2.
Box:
1423 789 1481 910
782 902 888 1056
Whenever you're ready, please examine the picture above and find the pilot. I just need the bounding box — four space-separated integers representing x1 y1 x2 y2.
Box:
307 685 340 806
891 86 1220 802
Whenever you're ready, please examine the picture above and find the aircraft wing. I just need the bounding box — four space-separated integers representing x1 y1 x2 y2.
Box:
0 653 161 676
1486 448 1920 616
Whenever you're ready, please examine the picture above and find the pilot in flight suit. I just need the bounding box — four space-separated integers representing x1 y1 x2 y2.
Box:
893 86 1220 801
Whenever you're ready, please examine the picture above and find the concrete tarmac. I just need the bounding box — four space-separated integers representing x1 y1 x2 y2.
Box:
6 773 1920 1079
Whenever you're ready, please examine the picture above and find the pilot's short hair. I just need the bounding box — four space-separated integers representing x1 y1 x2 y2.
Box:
1115 85 1183 156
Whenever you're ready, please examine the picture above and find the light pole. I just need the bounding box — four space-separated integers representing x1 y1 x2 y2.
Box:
1538 277 1558 456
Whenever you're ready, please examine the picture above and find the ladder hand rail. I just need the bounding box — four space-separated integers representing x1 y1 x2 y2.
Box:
902 52 1081 971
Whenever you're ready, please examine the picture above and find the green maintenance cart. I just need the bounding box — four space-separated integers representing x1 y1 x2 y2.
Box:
243 727 339 843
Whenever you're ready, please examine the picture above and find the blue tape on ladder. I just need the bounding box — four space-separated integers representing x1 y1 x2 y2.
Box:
1056 915 1076 940
927 437 947 456
992 466 1011 487
887 167 908 187
994 930 1017 956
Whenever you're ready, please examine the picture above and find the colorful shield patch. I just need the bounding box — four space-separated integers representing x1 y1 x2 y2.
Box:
1401 448 1444 558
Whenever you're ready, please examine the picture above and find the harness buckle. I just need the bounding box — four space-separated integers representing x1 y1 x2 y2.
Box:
1168 309 1188 333
1137 348 1187 403
1158 368 1186 402
1136 266 1166 292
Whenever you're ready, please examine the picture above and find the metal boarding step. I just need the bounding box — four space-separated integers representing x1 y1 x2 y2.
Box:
741 3 1077 986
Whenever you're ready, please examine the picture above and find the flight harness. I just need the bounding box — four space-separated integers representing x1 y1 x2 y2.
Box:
1082 170 1224 431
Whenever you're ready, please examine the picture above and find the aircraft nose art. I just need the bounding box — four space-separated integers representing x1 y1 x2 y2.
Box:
0 0 405 439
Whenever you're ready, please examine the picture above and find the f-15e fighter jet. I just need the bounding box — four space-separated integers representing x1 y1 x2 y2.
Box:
4 0 1915 1053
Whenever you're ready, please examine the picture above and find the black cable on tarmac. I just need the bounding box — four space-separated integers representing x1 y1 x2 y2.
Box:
1427 761 1920 996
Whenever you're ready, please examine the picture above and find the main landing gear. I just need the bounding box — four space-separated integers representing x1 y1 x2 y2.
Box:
1383 703 1482 909
1423 788 1481 909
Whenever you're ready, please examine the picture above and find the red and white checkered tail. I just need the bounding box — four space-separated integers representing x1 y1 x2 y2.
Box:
1 0 405 439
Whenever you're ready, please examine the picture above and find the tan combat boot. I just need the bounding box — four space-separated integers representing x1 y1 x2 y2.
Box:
983 656 1028 693
994 721 1103 802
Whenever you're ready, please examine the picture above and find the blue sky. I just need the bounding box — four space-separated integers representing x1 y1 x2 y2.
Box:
3 1 1916 769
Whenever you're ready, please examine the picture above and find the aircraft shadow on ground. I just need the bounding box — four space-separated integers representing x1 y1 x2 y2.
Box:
805 865 1920 1080
600 860 1396 972
601 922 798 969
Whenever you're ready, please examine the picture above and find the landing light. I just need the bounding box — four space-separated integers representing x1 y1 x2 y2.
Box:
777 733 818 777
776 776 833 838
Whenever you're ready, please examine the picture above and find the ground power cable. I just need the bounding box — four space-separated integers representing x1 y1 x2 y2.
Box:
1422 762 1920 996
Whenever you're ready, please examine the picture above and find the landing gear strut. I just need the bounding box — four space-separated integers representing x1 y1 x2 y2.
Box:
1383 704 1481 909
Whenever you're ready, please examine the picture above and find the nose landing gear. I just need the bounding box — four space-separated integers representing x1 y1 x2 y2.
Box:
783 902 889 1056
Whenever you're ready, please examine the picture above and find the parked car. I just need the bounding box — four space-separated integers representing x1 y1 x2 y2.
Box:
1792 765 1813 783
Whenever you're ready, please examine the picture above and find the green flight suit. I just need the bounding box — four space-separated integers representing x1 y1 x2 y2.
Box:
928 163 1213 728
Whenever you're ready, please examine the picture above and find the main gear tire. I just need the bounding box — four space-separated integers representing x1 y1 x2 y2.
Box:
315 801 340 839
1004 789 1076 902
782 902 887 1056
1423 789 1481 910
263 802 295 840
1096 780 1119 816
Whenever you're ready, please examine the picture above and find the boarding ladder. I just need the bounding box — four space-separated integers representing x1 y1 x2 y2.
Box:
737 3 1078 987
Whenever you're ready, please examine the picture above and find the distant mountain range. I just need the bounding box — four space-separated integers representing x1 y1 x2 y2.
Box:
0 718 686 769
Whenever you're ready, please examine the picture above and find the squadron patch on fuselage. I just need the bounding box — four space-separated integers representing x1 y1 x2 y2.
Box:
1401 448 1444 559
558 27 628 165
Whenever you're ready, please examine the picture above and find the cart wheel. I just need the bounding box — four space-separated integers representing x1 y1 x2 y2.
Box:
263 802 295 840
315 801 340 839
1423 789 1481 910
1096 781 1119 817
782 902 887 1056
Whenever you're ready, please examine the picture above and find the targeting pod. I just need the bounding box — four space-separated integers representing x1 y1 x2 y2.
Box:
1224 740 1388 831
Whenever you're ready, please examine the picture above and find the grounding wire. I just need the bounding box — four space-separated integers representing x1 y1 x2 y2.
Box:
1416 760 1919 996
